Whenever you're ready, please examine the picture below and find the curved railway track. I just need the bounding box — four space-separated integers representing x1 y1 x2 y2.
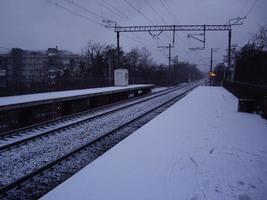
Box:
0 82 201 199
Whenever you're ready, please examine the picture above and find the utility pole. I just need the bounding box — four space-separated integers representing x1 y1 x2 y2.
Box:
168 43 172 85
168 43 171 71
158 43 173 71
158 43 173 85
116 31 120 67
108 55 112 86
210 48 213 86
228 29 232 68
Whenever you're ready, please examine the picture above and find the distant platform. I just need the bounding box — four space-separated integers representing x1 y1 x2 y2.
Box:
0 84 154 133
42 86 267 200
0 84 154 111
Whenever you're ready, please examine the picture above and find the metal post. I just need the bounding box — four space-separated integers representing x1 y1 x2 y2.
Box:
228 29 232 67
204 24 206 49
168 43 171 85
108 55 112 86
117 31 120 67
173 25 176 44
168 43 171 71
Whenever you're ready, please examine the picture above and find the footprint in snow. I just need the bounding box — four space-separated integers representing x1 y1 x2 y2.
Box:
239 194 251 200
190 195 198 200
238 181 245 186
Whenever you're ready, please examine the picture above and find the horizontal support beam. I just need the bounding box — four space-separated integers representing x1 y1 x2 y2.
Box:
115 24 231 32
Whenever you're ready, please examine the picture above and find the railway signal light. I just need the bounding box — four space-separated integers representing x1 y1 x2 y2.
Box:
209 72 216 77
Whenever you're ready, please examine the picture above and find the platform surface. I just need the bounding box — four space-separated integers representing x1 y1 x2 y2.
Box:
0 84 153 108
42 86 267 200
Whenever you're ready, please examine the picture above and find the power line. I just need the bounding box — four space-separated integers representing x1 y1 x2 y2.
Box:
145 0 187 53
64 0 104 20
245 0 261 17
159 0 188 47
144 0 169 24
160 0 179 23
142 0 173 42
101 0 129 19
97 3 169 57
123 0 155 25
123 0 172 43
92 1 170 58
102 0 174 51
0 46 10 50
44 0 172 63
96 1 124 20
44 0 104 27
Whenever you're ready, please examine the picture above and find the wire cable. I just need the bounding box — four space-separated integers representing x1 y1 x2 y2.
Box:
123 0 155 25
245 0 261 17
144 0 169 24
45 0 104 27
101 0 129 19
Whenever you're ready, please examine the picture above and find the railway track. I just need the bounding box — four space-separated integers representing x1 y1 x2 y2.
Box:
0 82 200 199
0 85 179 151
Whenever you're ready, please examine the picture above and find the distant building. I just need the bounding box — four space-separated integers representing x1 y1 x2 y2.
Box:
0 47 79 88
47 47 80 83
0 51 8 88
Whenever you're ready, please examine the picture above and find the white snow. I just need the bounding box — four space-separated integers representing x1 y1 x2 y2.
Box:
42 86 267 200
151 87 169 93
0 84 153 107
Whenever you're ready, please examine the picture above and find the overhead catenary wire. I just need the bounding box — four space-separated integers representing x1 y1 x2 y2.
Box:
63 0 105 20
156 0 190 56
144 0 169 25
43 0 182 63
123 0 172 44
94 0 164 50
45 0 104 27
94 0 168 51
160 0 179 23
245 0 261 18
101 0 129 19
0 46 10 50
96 1 124 20
102 0 188 61
123 0 155 25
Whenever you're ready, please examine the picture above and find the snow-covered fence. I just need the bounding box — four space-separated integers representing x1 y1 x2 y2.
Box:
223 81 267 118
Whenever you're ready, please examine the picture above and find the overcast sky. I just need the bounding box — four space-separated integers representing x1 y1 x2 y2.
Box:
0 0 266 71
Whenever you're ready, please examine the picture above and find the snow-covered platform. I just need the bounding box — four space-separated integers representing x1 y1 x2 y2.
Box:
42 86 267 200
0 84 154 111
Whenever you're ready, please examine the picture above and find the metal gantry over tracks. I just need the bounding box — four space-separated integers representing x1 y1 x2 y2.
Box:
111 21 244 68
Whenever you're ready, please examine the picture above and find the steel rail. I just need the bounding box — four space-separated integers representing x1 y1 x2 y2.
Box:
0 84 192 152
0 83 200 196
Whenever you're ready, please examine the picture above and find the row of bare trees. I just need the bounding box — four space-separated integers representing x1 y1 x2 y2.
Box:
213 25 267 86
2 41 204 96
233 25 267 85
71 41 204 86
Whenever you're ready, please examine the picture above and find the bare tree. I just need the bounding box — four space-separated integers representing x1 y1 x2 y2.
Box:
251 25 267 50
139 47 153 68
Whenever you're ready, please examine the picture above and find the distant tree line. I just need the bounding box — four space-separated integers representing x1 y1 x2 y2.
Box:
213 25 267 86
1 41 204 96
233 25 267 85
74 41 204 86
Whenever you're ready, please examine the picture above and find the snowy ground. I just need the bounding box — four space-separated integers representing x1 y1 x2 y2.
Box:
42 86 267 200
1 85 195 187
151 86 170 93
